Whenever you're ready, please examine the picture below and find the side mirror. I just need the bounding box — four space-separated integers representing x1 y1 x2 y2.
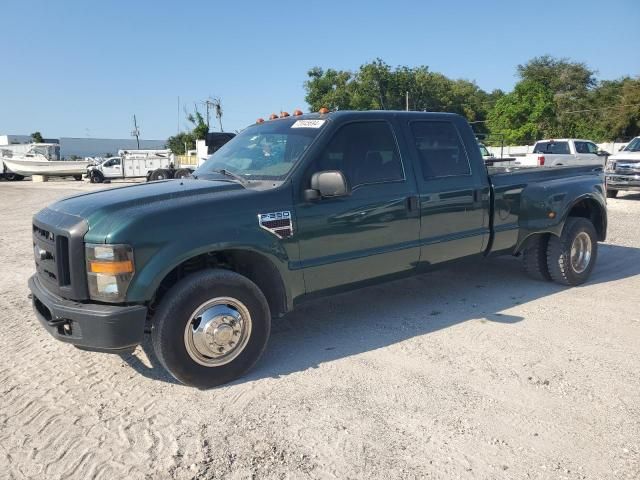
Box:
597 150 609 156
304 170 349 201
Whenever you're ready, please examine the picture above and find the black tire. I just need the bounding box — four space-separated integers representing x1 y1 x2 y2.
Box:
522 234 551 281
546 217 598 286
174 168 192 179
73 175 83 181
4 172 24 181
149 168 171 181
89 170 104 184
606 189 618 198
151 269 271 388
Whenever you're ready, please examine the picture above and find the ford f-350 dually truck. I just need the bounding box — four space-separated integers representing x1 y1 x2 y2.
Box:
28 111 607 388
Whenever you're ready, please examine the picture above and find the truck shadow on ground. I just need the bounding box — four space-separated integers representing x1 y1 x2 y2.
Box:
122 242 640 386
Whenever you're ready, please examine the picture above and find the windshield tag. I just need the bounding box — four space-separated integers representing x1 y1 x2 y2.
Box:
291 120 325 129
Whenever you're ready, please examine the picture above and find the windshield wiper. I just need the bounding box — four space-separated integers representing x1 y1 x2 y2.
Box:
211 169 249 185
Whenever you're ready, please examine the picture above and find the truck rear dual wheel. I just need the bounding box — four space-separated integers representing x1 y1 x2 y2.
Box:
174 168 192 179
149 168 172 181
151 269 271 388
522 234 552 281
546 217 598 286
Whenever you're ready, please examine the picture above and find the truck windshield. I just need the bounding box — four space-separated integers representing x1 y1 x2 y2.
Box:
623 138 640 152
194 118 324 181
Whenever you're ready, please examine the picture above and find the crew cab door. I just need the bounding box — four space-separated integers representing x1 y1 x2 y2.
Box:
403 119 490 265
574 141 604 166
294 120 420 293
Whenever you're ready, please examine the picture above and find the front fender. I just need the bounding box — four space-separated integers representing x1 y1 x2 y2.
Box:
126 234 298 306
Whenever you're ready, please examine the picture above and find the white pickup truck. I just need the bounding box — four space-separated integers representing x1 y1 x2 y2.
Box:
515 139 607 167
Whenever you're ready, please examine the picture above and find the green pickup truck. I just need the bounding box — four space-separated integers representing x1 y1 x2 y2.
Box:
29 111 607 387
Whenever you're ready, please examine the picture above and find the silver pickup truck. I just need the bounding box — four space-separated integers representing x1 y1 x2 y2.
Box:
605 136 640 198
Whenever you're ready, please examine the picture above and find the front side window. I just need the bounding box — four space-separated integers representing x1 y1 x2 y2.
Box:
574 141 588 154
195 118 324 181
410 121 471 179
533 141 570 155
315 122 404 188
586 142 599 154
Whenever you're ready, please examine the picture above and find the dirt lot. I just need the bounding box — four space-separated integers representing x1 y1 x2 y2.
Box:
0 179 638 480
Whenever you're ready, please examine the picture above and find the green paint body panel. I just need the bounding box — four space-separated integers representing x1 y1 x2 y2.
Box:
42 111 607 313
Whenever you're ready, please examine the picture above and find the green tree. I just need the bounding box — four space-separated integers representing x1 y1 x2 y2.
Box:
167 107 209 155
31 131 44 143
304 59 492 131
487 79 556 144
187 110 209 140
166 131 195 155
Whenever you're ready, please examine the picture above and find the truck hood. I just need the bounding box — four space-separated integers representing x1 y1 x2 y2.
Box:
48 179 246 240
609 151 640 162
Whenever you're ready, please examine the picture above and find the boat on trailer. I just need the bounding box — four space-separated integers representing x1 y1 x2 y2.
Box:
1 144 90 179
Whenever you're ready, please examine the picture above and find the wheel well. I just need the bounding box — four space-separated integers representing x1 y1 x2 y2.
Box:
567 198 605 241
150 249 287 319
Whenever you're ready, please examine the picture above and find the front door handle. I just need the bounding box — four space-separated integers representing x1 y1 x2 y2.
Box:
407 195 419 212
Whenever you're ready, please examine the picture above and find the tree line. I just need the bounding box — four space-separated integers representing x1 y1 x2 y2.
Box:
304 56 640 145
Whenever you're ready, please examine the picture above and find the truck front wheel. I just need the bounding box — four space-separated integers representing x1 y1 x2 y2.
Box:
151 269 271 388
606 189 618 198
546 217 598 286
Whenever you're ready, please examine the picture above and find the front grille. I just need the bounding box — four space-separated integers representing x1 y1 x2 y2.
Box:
32 208 89 300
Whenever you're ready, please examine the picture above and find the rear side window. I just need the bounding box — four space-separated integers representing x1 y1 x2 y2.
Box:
533 141 570 154
410 121 471 179
316 122 404 188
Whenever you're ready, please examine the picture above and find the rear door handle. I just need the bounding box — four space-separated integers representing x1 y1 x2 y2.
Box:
407 195 419 212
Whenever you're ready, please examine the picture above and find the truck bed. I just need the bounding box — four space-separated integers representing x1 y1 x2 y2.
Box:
486 165 605 254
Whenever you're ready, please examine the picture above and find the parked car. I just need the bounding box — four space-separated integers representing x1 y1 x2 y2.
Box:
605 136 640 198
516 139 607 167
28 110 607 388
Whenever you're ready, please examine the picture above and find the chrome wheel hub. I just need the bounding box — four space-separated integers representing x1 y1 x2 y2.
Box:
184 297 252 367
570 231 592 274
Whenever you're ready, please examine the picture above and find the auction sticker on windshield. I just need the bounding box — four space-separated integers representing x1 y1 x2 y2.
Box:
291 120 325 129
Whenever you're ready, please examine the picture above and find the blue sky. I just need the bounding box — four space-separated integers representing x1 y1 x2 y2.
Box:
2 0 638 140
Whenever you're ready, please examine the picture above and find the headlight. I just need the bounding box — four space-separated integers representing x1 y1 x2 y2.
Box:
85 244 134 302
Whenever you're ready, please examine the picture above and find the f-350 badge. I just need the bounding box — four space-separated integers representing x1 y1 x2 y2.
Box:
258 211 293 239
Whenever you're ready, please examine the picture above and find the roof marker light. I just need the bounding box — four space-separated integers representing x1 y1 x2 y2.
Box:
269 113 278 120
293 109 303 116
256 118 265 124
280 111 290 118
319 107 329 114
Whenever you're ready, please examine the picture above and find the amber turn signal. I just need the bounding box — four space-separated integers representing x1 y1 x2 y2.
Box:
89 260 134 274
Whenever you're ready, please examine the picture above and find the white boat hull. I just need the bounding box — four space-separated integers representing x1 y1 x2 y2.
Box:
2 158 90 176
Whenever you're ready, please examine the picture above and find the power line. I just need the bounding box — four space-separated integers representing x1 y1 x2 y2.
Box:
562 103 640 114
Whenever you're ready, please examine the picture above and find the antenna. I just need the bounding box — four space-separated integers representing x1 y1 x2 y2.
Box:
131 115 140 149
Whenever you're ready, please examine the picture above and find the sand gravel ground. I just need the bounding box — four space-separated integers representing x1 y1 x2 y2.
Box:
0 179 638 479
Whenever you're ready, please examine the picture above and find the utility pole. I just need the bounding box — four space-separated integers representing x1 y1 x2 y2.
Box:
131 115 140 149
406 91 409 111
212 97 223 132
